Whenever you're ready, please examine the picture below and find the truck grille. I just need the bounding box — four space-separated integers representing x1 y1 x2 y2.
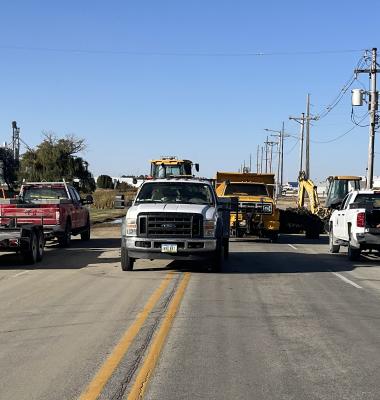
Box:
138 213 203 238
238 202 272 214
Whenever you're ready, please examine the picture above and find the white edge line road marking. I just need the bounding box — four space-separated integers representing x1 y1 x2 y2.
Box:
287 244 298 250
329 270 362 289
12 271 31 278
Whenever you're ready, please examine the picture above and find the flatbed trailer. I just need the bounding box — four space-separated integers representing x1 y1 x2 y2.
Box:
0 216 45 264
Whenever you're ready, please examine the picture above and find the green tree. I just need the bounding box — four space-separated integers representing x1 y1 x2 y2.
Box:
0 147 18 190
96 175 114 189
19 133 95 192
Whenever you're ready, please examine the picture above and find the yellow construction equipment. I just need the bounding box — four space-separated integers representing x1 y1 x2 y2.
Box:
150 156 199 178
215 172 280 241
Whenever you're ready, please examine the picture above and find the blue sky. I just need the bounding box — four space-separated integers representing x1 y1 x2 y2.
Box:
0 0 378 181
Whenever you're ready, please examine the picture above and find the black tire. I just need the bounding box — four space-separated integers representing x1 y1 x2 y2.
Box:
223 238 229 259
81 218 91 241
36 231 45 261
121 246 134 271
211 240 223 272
22 231 38 264
58 219 72 247
348 241 361 261
269 232 279 243
329 228 340 253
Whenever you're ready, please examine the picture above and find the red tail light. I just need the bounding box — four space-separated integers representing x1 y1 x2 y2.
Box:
357 212 365 228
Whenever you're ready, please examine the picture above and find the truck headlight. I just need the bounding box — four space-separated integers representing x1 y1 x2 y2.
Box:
203 220 216 237
126 218 137 236
263 203 272 213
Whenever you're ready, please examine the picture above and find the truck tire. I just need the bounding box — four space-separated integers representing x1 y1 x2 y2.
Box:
211 240 223 272
36 230 45 261
81 218 91 241
348 241 361 261
121 246 134 271
22 230 38 264
223 238 229 259
329 227 340 253
58 219 72 248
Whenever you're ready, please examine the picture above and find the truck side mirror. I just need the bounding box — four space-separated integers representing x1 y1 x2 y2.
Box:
84 194 94 205
195 163 199 172
132 177 138 185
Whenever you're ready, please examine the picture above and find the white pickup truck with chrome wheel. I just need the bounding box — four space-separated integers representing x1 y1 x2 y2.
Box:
121 178 230 272
329 190 380 260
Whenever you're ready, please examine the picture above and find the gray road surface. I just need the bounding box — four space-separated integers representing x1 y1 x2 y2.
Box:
1 225 380 400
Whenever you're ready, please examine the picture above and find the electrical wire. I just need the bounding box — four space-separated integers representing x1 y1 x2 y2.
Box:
351 107 370 127
314 55 367 120
0 45 365 57
311 113 368 144
285 139 300 155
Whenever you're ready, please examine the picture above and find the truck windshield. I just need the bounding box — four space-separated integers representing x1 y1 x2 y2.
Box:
22 186 68 202
354 193 380 207
136 182 214 205
224 183 268 196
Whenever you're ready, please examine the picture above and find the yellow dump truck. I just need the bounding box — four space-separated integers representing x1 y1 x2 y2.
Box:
150 156 199 178
215 172 280 241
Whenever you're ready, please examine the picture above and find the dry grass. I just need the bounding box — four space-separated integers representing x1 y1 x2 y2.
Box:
92 188 137 209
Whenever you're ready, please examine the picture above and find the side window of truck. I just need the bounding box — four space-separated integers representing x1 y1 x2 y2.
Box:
68 187 80 204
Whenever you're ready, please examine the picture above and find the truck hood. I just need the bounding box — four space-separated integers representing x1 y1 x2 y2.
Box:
127 203 216 220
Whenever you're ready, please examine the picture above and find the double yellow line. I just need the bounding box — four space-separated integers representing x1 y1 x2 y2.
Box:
79 272 191 400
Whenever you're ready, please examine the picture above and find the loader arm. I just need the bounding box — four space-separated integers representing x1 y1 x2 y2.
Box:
298 178 321 214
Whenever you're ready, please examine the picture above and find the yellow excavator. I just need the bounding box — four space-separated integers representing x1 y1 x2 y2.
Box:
291 172 362 237
298 172 361 218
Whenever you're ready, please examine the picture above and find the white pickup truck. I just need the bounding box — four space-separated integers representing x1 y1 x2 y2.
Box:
329 190 380 260
121 178 230 272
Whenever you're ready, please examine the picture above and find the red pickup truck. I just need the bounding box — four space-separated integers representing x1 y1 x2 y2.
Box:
0 182 93 247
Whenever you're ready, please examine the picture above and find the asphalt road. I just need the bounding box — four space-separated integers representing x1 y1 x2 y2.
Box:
1 225 380 400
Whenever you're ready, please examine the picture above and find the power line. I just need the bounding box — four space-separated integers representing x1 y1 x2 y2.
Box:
0 45 365 57
285 139 300 154
314 55 367 120
311 114 368 144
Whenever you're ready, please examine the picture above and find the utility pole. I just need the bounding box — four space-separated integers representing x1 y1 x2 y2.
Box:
305 94 311 179
249 153 252 172
264 138 277 173
256 145 260 173
289 95 317 179
260 146 264 173
289 112 305 176
11 121 20 163
354 48 379 189
265 124 291 198
265 136 269 172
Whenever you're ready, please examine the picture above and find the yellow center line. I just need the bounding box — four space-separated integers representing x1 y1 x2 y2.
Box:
79 273 174 400
127 272 191 400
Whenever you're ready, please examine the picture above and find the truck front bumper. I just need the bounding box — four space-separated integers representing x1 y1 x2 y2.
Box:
122 236 217 260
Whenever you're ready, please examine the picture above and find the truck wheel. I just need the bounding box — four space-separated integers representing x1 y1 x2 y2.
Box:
58 220 72 248
36 231 45 261
329 228 340 253
81 219 91 241
269 232 279 243
22 231 38 264
211 240 223 272
223 238 229 259
348 240 361 261
121 246 134 271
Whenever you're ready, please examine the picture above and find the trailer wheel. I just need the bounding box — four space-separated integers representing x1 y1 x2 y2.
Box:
210 239 223 272
36 230 45 261
22 230 38 264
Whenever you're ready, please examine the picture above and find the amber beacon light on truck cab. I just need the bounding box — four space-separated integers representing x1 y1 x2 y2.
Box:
215 172 280 241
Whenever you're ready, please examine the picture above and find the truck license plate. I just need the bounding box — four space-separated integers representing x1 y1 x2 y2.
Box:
161 244 178 253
